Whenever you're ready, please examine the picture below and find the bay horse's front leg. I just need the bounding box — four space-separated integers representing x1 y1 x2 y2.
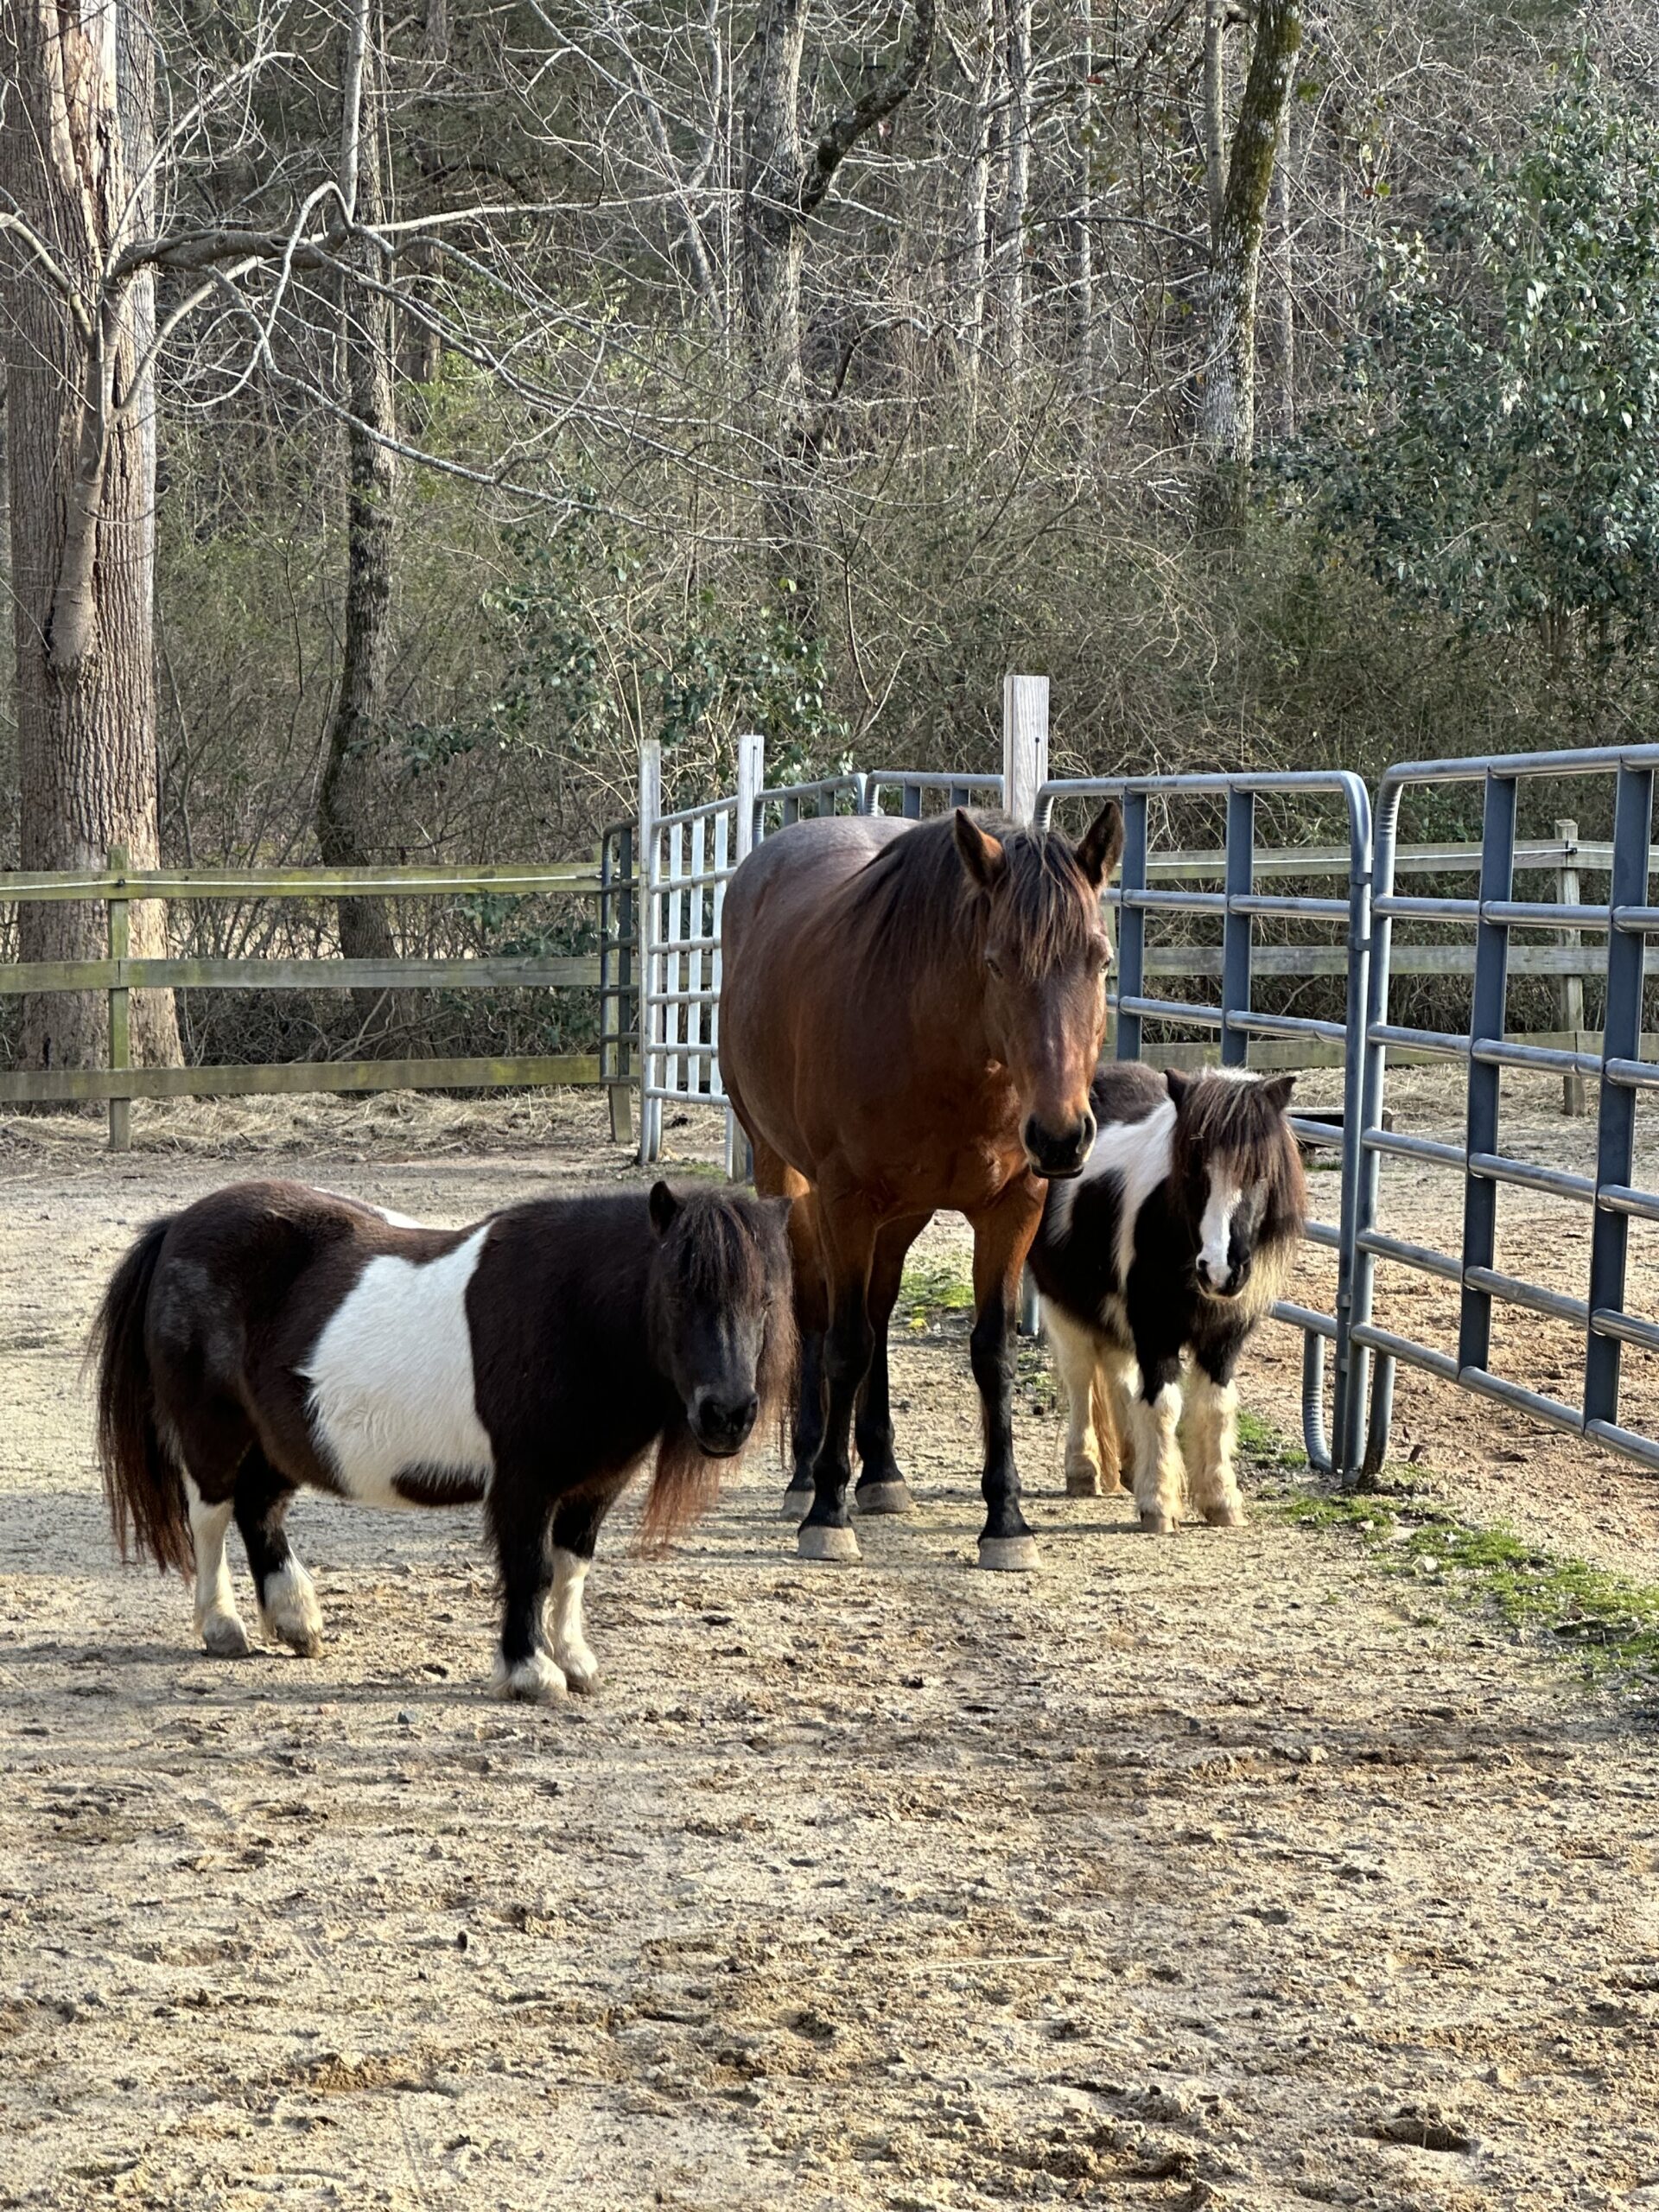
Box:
798 1198 879 1565
969 1176 1046 1571
854 1213 928 1516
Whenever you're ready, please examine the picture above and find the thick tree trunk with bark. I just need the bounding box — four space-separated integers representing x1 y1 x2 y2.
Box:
1196 0 1301 532
0 0 180 1073
994 0 1031 378
316 3 404 1033
741 0 933 627
741 0 816 614
958 0 995 388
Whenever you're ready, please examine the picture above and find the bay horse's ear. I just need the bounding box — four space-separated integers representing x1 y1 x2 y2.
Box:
1261 1074 1296 1113
1074 802 1124 889
1164 1067 1192 1105
953 809 1007 892
649 1181 682 1236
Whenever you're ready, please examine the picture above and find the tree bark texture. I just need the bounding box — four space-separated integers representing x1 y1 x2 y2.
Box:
957 0 995 385
0 0 180 1072
741 0 933 623
316 2 404 1027
994 0 1031 378
1196 0 1300 530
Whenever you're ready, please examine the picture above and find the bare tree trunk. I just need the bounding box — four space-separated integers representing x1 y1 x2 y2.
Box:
316 1 404 1028
1273 105 1295 441
1072 0 1095 395
0 0 180 1075
1203 0 1227 253
741 0 815 617
958 0 995 388
741 0 934 629
993 0 1030 378
1196 0 1301 532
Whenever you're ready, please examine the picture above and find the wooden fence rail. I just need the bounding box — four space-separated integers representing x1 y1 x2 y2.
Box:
1 819 1635 1152
0 846 631 1151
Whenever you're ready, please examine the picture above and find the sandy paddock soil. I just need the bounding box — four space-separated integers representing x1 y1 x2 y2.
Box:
3 1088 1658 2212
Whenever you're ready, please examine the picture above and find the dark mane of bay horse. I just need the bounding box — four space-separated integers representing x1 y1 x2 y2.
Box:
845 810 1107 984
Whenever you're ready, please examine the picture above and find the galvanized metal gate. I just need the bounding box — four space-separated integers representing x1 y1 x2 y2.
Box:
619 715 1659 1488
1352 743 1659 1477
1034 770 1374 1476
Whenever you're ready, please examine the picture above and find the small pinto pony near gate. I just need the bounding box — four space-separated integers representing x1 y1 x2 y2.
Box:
91 1179 793 1700
720 800 1122 1570
1028 1064 1305 1533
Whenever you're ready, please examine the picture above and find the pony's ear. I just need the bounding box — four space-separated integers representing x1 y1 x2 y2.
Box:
1075 802 1124 888
1261 1074 1296 1113
1164 1067 1192 1105
649 1181 682 1236
953 809 1007 892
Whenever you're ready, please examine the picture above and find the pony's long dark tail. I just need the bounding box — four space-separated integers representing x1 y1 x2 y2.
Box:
88 1218 191 1577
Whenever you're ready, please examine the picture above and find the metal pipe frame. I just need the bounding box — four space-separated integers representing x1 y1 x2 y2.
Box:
1035 769 1373 1477
1355 744 1659 1484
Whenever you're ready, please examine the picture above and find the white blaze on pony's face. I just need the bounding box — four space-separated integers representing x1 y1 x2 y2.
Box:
300 1225 495 1506
1196 1166 1245 1294
1193 1162 1268 1299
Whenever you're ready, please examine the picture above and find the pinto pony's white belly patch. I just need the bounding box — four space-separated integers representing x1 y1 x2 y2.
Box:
299 1226 494 1506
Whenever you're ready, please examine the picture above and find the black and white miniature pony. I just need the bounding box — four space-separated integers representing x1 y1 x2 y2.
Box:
1028 1065 1305 1533
92 1179 794 1700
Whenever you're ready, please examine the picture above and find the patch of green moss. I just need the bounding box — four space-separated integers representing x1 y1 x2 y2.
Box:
1244 1416 1659 1689
899 1256 976 1330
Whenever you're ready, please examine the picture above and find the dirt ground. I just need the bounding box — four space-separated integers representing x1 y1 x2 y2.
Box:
3 1090 1658 2211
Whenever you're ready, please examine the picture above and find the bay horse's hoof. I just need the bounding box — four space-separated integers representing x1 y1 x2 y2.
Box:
1202 1500 1246 1529
492 1651 569 1703
779 1486 816 1522
977 1535 1040 1572
798 1522 861 1563
1138 1508 1179 1535
1065 1468 1103 1498
855 1479 912 1516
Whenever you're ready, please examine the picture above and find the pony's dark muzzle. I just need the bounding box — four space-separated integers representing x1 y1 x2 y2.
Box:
1024 1109 1096 1182
690 1389 760 1456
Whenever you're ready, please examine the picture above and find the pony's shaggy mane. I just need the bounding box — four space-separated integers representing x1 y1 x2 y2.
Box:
635 1189 798 1551
1170 1071 1306 1319
849 810 1103 983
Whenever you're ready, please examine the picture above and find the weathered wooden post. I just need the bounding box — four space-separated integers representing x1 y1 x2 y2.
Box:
1556 817 1586 1117
723 734 764 1180
1004 676 1050 1338
107 844 131 1154
637 741 663 1164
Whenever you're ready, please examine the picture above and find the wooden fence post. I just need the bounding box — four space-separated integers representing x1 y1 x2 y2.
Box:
605 824 635 1147
723 734 764 1181
1556 817 1586 1117
107 844 131 1153
637 741 663 1164
1001 673 1049 824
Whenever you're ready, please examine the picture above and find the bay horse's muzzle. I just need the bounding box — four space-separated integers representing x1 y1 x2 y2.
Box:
691 1387 760 1456
1024 1109 1096 1181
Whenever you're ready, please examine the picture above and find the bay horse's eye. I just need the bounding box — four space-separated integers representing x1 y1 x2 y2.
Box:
985 947 1004 977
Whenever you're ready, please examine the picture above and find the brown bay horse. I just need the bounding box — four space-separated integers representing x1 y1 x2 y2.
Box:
719 804 1122 1570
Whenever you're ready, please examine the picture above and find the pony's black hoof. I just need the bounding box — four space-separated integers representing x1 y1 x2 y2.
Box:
855 1479 912 1516
798 1522 861 1563
977 1535 1040 1572
779 1485 816 1522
